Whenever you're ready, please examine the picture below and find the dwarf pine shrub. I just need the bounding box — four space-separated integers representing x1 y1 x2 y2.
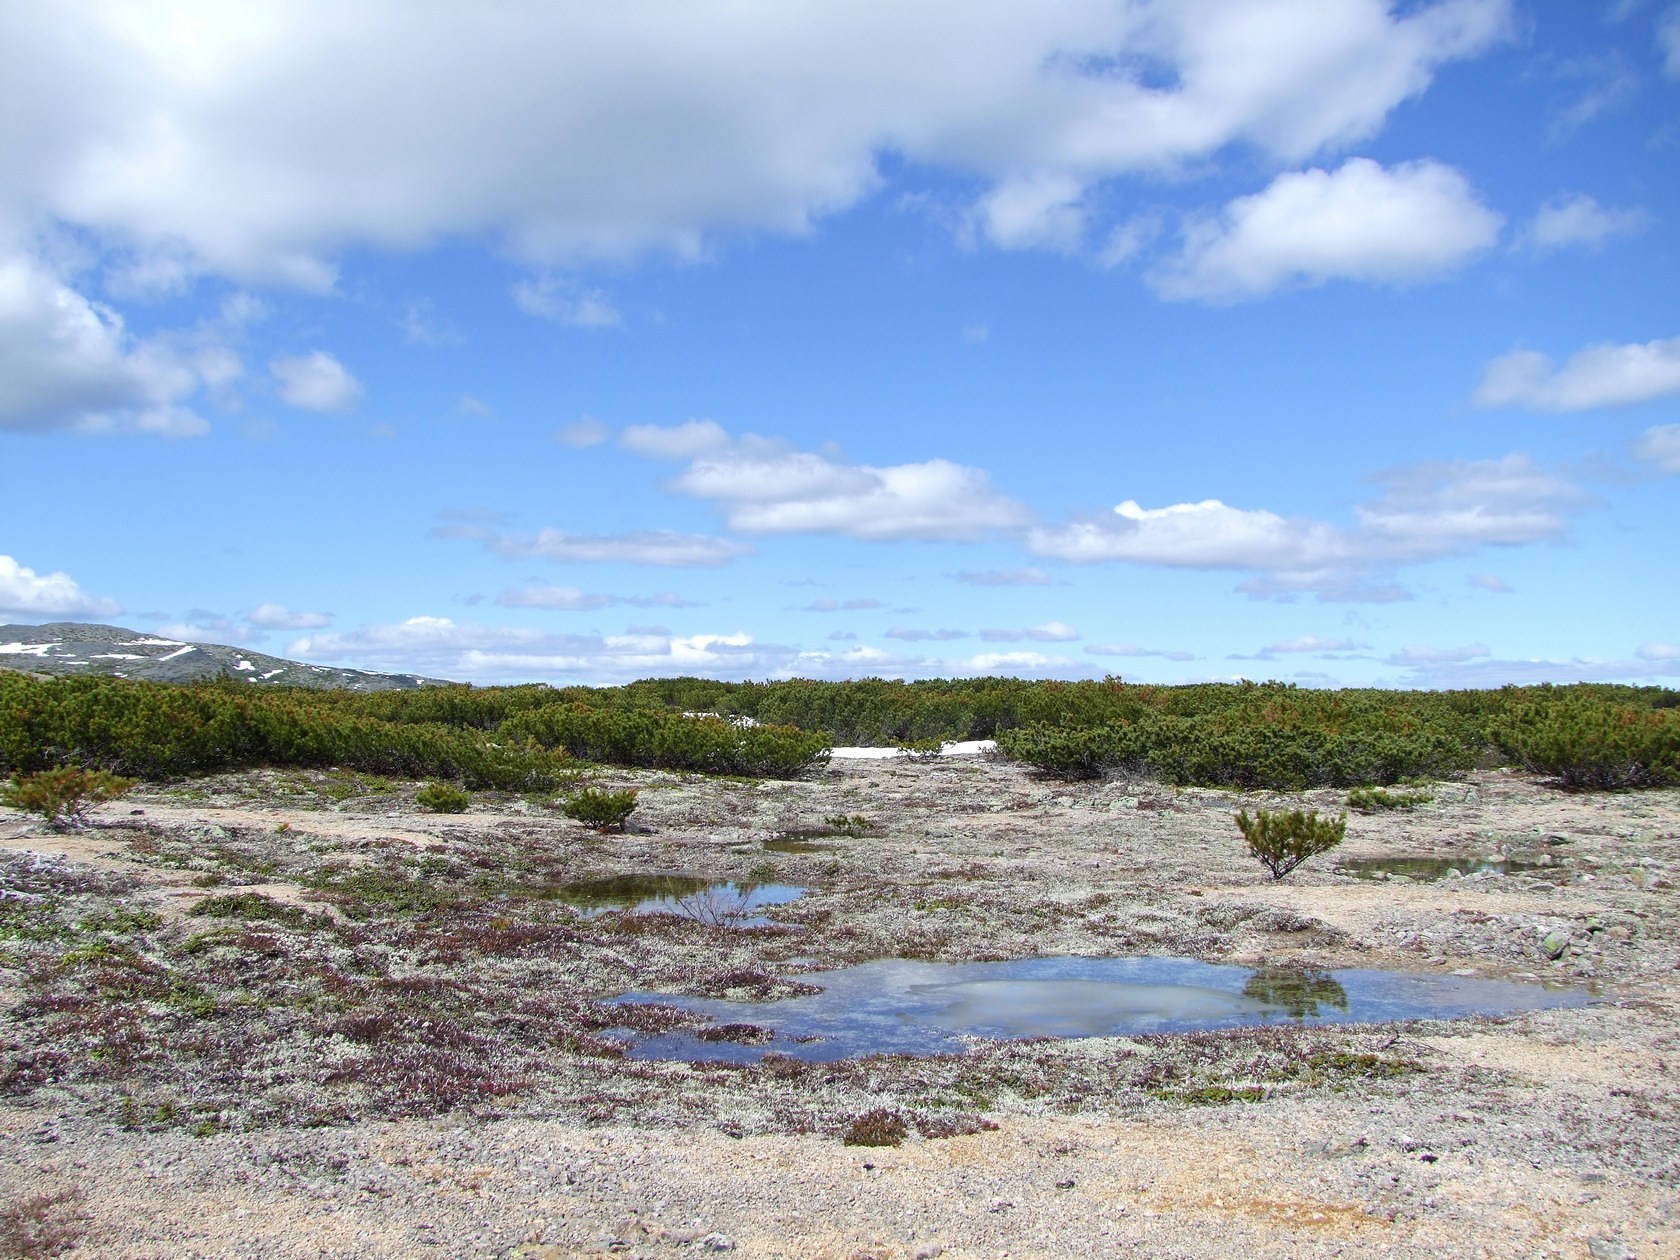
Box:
1345 785 1432 811
1236 807 1347 880
1496 699 1680 789
0 767 135 831
561 787 638 832
416 781 471 813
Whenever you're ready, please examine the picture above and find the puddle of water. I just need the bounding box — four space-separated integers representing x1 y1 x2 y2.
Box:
612 956 1589 1063
1338 855 1564 882
762 834 838 854
550 875 805 924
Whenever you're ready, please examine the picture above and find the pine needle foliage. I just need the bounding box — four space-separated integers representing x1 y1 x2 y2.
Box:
1236 807 1347 880
1 767 135 831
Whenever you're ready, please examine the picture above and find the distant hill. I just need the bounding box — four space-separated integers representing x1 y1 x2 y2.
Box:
0 622 451 691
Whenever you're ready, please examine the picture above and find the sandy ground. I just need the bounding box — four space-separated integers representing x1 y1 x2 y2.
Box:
0 755 1676 1258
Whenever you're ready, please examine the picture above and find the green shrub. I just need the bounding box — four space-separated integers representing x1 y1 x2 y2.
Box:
1 766 135 831
561 787 639 832
1235 807 1347 880
1345 785 1432 811
1496 700 1680 789
416 781 471 813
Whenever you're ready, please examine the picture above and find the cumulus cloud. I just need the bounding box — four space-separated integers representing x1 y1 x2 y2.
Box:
1637 642 1680 662
437 522 749 568
1151 158 1502 301
1084 642 1197 662
971 173 1087 253
643 425 1030 542
979 621 1079 643
954 567 1051 587
1032 453 1587 603
0 254 209 436
620 420 730 460
0 555 122 619
555 416 609 448
511 275 622 327
494 585 697 611
269 351 363 413
1522 193 1649 252
1634 424 1680 473
1030 497 1349 569
0 2 1510 281
1475 336 1680 411
247 603 330 630
1383 652 1678 689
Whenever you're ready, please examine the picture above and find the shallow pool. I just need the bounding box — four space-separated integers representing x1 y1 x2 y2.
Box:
611 955 1589 1062
550 875 806 924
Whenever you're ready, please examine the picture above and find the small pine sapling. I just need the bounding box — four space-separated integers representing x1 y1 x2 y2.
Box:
561 787 639 832
1 767 136 832
1235 807 1346 880
416 781 471 813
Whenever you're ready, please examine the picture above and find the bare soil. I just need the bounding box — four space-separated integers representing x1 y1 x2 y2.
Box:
0 756 1676 1258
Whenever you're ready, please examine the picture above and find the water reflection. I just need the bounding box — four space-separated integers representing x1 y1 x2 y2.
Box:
612 955 1588 1063
550 875 805 924
1242 966 1349 1020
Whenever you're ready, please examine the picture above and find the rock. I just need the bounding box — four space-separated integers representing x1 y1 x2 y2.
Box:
1587 1238 1633 1260
913 1247 945 1260
699 1233 738 1253
1323 1136 1369 1157
1540 928 1572 960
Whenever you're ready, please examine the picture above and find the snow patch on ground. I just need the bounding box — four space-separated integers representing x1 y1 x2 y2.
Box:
122 638 186 647
235 660 255 672
829 739 997 760
155 646 198 662
0 643 55 656
91 653 146 660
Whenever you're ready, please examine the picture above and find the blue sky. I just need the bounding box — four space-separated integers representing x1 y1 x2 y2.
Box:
2 0 1676 688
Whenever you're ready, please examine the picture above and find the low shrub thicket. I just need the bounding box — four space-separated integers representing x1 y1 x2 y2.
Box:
499 704 829 778
1495 698 1680 789
416 782 471 813
1345 785 1432 811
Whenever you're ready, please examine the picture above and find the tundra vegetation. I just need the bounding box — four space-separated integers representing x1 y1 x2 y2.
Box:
1235 807 1348 880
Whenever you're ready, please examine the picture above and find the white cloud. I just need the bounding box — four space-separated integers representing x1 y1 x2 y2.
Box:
0 2 1510 280
511 275 622 327
555 416 609 448
269 351 363 413
248 603 330 630
1266 634 1367 654
398 298 458 346
959 651 1077 674
456 394 492 418
1032 453 1586 603
0 554 122 619
439 523 749 568
1151 158 1502 301
1522 193 1649 252
1474 336 1680 410
661 427 1030 542
620 419 730 460
494 585 696 610
1388 653 1680 688
1030 497 1349 569
1634 424 1680 473
0 253 206 435
971 173 1086 253
1387 642 1491 664
1662 6 1680 77
288 616 799 685
979 621 1079 643
954 567 1051 587
1085 642 1196 662
1637 642 1680 662
1468 572 1513 593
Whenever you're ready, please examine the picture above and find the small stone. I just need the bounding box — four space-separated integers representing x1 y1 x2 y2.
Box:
699 1233 737 1253
1541 928 1571 960
913 1247 945 1260
1587 1238 1633 1260
1323 1136 1369 1157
